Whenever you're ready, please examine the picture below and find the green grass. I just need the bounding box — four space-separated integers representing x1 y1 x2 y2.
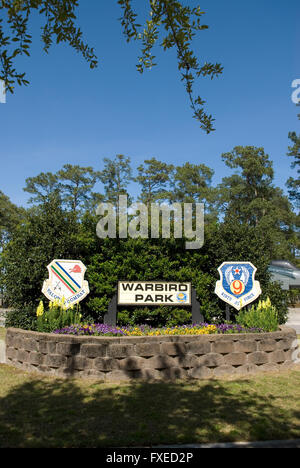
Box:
0 328 6 340
0 328 299 447
0 362 300 447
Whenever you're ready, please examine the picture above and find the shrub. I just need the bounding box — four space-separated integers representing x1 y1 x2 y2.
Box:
236 297 279 332
5 306 37 331
36 299 81 333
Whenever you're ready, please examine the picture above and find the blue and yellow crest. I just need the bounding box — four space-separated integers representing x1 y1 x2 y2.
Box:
215 262 261 310
176 292 187 303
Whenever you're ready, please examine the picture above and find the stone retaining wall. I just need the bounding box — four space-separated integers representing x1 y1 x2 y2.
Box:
5 327 299 381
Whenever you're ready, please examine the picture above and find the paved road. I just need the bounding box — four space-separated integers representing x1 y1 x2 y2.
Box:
286 307 300 334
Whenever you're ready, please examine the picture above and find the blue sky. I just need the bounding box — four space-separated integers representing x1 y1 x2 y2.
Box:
0 0 299 207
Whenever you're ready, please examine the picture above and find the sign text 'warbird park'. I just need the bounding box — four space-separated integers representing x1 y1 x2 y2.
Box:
118 281 191 306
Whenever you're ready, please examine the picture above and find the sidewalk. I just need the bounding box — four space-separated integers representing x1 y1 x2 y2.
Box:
286 307 300 334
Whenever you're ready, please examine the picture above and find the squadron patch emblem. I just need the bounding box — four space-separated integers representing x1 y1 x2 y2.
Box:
215 262 261 310
42 259 89 309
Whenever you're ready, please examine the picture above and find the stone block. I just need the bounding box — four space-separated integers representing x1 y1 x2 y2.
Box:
234 340 257 353
147 354 175 369
135 343 160 357
29 351 44 366
116 356 145 371
16 349 29 363
56 342 81 356
23 338 38 352
94 357 119 371
45 354 67 368
172 354 198 368
6 347 17 360
258 339 277 352
37 340 48 354
159 367 188 380
259 363 280 373
198 353 224 367
247 351 268 365
188 366 213 379
80 344 107 358
276 339 294 351
212 341 235 354
5 332 14 347
234 364 258 375
186 341 211 355
160 342 187 356
47 341 57 354
67 355 90 370
268 350 286 364
224 352 247 366
213 365 235 377
107 344 135 358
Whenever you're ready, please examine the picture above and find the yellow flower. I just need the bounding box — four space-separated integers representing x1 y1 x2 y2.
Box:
36 301 44 317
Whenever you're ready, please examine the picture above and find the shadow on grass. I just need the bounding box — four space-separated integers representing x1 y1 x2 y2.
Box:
0 366 300 447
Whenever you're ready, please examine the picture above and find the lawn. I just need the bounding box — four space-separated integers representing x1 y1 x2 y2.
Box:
0 358 300 447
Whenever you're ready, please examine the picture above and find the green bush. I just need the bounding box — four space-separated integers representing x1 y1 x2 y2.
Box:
36 300 81 333
5 306 37 331
236 298 279 332
117 306 192 327
2 209 293 329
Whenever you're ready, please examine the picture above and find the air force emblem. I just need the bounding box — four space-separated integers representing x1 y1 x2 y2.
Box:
215 262 261 310
42 259 89 309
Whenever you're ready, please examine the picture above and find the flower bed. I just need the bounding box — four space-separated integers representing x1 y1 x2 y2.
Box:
5 326 299 382
53 323 263 336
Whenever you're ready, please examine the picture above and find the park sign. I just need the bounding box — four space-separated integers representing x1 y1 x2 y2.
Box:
215 262 261 310
42 259 89 309
118 281 191 306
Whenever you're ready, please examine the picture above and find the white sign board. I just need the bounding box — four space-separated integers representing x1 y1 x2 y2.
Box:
118 281 191 306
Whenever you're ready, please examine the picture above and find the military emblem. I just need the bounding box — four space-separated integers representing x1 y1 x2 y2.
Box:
42 259 89 309
176 292 187 303
215 262 261 310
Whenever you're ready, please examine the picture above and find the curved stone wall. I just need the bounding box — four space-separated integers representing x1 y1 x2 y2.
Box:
5 327 299 381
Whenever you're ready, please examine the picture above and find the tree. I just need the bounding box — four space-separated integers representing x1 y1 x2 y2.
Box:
0 190 24 303
217 146 298 260
286 112 300 208
170 162 217 220
99 154 132 206
218 146 275 225
58 164 99 213
0 0 223 133
23 172 60 204
134 157 174 205
2 194 80 308
0 190 24 248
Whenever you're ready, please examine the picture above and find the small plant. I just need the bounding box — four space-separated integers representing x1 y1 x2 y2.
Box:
236 297 279 332
36 298 81 333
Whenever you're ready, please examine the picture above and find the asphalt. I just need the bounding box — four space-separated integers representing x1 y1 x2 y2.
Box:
286 307 300 334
